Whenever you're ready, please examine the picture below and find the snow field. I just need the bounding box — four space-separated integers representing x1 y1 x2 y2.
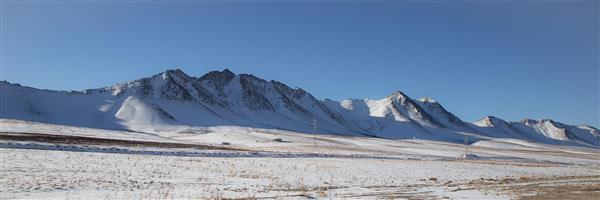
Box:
2 148 597 199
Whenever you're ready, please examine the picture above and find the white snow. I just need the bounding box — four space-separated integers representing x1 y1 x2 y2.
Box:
2 69 599 148
1 120 599 199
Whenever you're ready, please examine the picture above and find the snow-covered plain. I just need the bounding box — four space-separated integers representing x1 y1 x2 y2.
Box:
1 120 599 199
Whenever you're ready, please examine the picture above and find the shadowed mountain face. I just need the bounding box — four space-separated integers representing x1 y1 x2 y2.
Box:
1 69 599 148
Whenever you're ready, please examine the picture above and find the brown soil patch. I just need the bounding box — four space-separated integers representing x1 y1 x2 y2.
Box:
0 132 241 151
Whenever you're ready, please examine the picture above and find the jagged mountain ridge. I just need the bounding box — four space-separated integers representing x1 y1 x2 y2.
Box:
1 69 598 148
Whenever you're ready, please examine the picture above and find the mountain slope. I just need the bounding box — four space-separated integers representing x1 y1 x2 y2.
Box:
1 69 598 148
472 117 600 147
415 97 478 133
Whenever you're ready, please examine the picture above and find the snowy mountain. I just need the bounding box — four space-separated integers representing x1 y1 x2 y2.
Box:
1 69 598 148
472 117 600 146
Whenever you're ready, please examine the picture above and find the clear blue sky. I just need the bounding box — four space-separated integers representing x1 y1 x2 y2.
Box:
1 1 598 127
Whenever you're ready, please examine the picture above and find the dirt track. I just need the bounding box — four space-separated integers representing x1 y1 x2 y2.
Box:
0 132 239 150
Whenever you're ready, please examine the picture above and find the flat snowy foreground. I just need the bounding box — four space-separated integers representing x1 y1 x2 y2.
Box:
1 120 599 199
2 148 598 200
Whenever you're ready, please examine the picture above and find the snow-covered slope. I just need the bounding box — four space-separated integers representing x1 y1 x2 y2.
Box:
1 69 598 148
472 117 600 147
415 97 477 132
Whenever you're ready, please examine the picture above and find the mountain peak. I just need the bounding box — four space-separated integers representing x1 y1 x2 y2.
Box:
389 90 410 100
164 68 185 74
198 69 236 83
474 116 508 127
222 68 235 76
157 68 182 77
145 69 190 82
484 116 502 120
